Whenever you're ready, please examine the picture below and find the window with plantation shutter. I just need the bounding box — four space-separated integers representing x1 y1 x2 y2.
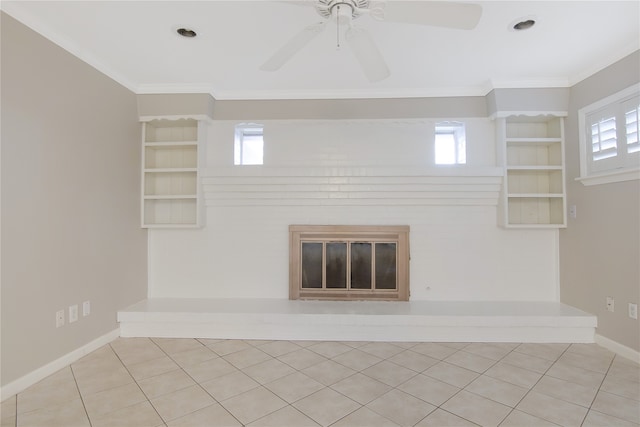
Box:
591 115 617 161
578 85 640 185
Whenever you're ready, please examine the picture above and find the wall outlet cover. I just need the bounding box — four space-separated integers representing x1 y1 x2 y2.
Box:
629 303 638 320
56 310 65 328
69 305 79 323
82 300 91 317
606 296 615 312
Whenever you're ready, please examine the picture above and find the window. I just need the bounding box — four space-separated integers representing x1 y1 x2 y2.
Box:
234 124 263 165
578 84 640 185
435 122 466 165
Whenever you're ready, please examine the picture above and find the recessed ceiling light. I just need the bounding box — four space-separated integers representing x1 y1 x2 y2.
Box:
177 28 197 38
513 19 536 31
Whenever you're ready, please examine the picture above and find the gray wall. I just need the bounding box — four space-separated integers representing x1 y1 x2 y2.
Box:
1 13 148 386
560 51 640 351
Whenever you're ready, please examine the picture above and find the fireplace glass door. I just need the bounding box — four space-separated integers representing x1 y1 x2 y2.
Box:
300 241 398 292
290 225 409 301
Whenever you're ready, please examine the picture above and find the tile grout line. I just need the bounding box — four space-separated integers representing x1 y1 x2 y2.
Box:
411 344 506 427
157 340 640 427
168 338 292 426
147 337 246 426
316 341 410 427
68 364 93 427
255 341 404 426
325 342 479 427
331 342 496 427
492 343 557 427
458 344 522 426
326 365 399 425
12 393 17 427
276 341 364 426
242 339 367 426
501 343 586 426
534 344 628 426
572 345 618 426
108 339 177 427
577 352 618 427
22 338 636 427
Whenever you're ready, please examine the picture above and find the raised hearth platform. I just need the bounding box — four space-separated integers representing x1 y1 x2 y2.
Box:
117 299 597 343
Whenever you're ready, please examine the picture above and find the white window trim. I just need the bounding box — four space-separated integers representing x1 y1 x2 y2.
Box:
577 84 640 186
435 121 466 165
234 123 264 166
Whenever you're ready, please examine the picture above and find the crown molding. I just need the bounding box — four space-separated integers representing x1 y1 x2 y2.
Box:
568 42 639 87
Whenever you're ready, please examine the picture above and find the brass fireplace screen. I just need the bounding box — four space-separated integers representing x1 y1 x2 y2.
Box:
289 225 410 301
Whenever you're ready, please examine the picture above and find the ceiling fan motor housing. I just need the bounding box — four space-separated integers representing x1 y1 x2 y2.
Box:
316 0 370 19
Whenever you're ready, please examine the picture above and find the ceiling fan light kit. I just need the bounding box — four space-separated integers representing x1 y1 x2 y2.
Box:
260 0 483 83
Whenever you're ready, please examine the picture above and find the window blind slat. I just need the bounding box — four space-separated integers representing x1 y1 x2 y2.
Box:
626 107 639 154
591 117 618 157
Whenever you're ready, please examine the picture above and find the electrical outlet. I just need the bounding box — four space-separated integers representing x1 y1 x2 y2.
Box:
82 300 91 317
606 297 615 312
69 304 78 323
569 205 577 219
56 310 65 328
629 303 638 320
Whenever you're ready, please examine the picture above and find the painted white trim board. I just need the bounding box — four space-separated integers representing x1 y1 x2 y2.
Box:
0 328 120 401
595 334 640 364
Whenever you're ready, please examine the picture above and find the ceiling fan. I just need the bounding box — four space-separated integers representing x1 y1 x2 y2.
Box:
260 0 483 82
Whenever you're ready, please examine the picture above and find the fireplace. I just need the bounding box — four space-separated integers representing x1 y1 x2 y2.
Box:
289 225 410 301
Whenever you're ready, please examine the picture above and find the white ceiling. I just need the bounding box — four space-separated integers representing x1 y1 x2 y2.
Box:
3 1 639 100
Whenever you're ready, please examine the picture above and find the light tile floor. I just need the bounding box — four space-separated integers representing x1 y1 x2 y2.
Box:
1 339 639 427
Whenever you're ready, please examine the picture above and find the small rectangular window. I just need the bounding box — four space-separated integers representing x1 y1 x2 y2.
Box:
435 122 466 165
234 124 263 165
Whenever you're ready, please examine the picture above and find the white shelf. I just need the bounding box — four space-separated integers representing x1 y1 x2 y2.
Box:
508 193 564 197
507 165 563 170
507 197 565 225
505 119 563 139
144 168 197 173
144 118 198 143
144 195 197 200
144 199 198 226
499 116 567 228
141 118 205 228
144 141 198 146
145 145 197 169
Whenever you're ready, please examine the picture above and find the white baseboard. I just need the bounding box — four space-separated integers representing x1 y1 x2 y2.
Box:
595 334 640 363
0 328 120 401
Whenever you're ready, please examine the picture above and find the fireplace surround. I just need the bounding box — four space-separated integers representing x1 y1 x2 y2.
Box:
289 225 410 301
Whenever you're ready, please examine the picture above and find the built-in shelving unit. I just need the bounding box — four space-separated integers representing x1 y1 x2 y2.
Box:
141 118 205 228
498 115 567 228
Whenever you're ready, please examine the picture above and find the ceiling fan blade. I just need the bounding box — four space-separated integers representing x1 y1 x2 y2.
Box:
345 27 390 83
260 22 327 71
378 1 482 30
